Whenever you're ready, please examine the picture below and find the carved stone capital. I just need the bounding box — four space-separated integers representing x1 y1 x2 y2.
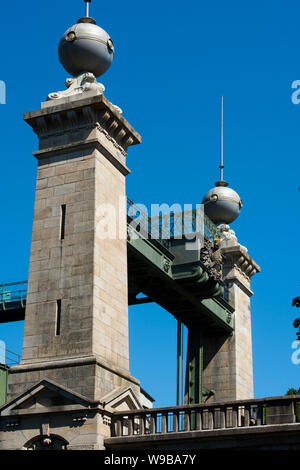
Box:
221 244 260 283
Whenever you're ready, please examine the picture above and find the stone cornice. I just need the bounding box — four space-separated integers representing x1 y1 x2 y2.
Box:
24 94 141 155
221 245 260 282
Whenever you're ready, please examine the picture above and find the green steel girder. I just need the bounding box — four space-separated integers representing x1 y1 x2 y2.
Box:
186 329 203 406
0 305 26 323
127 229 174 280
201 298 234 330
127 229 234 333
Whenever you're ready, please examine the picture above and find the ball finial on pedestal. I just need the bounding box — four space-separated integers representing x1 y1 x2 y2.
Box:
58 0 114 78
202 181 242 225
202 97 243 226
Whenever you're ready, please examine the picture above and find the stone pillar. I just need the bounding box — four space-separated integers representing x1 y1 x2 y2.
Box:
8 92 141 401
202 227 260 402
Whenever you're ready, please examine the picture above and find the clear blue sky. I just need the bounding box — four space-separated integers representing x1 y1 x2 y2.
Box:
0 0 299 407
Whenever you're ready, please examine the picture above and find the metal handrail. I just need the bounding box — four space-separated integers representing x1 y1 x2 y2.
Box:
0 281 28 309
0 345 21 366
127 197 220 245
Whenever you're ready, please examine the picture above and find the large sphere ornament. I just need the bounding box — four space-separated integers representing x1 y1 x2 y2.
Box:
202 181 242 225
58 19 114 78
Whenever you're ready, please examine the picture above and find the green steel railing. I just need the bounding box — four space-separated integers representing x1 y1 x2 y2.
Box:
0 281 27 311
127 198 221 247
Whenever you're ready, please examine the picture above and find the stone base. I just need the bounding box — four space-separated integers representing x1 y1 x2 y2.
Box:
0 377 147 450
0 379 110 450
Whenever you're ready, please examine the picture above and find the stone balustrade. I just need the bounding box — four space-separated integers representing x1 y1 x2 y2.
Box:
110 395 300 438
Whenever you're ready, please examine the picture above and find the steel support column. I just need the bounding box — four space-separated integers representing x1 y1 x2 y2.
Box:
186 327 203 428
0 364 8 406
176 320 182 406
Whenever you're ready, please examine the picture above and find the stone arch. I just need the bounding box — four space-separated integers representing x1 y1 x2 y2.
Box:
23 434 69 450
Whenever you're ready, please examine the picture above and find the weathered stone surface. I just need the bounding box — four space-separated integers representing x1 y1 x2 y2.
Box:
202 240 260 403
8 93 141 409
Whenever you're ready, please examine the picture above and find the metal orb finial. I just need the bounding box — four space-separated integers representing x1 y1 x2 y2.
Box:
58 0 114 78
202 184 242 225
202 97 243 226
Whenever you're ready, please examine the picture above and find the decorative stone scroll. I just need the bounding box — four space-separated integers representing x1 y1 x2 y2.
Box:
47 72 105 101
46 72 123 115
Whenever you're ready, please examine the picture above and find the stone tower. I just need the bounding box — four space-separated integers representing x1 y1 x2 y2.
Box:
202 226 260 402
8 6 141 403
199 97 260 403
8 92 141 402
0 4 150 449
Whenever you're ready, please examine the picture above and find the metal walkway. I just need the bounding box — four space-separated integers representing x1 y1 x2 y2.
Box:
0 199 234 332
127 198 233 332
0 281 27 323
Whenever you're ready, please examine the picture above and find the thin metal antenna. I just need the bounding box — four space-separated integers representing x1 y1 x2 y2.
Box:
84 0 91 17
220 96 224 181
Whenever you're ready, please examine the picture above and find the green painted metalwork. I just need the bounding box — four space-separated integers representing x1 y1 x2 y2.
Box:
296 402 300 422
1 200 226 327
176 320 182 406
0 364 8 406
127 226 174 279
186 329 204 430
127 197 221 246
0 281 27 308
201 298 234 331
187 329 203 405
0 281 27 323
263 404 268 424
128 224 234 333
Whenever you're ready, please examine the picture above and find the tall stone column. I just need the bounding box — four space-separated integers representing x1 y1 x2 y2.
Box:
8 91 141 401
202 227 260 402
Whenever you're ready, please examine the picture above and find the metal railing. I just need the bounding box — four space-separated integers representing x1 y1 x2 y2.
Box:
0 344 21 366
127 197 220 249
0 281 28 310
111 396 300 437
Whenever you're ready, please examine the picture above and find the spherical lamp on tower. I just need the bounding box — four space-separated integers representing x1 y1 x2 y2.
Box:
202 97 243 226
58 0 114 78
202 181 242 225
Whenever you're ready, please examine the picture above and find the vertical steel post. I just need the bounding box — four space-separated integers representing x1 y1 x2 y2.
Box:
170 212 174 239
159 213 162 239
0 364 8 406
176 320 182 406
186 327 203 428
187 328 203 405
84 0 91 18
198 333 203 405
220 95 224 181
